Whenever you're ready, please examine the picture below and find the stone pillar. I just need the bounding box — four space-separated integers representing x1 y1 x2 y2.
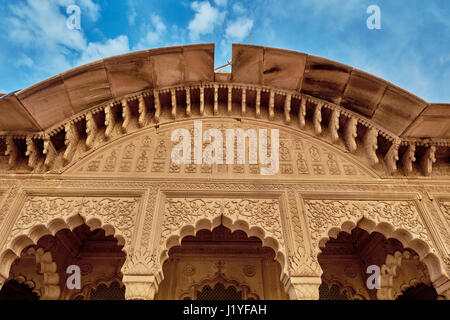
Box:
434 276 450 300
286 276 321 300
121 249 160 300
0 274 6 291
123 274 158 300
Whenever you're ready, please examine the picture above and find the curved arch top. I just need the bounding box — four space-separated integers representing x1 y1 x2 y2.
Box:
0 43 448 139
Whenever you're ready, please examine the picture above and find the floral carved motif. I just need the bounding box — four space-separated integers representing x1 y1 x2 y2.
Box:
122 248 157 275
304 200 432 252
7 196 139 247
162 198 283 247
0 185 18 225
440 202 450 223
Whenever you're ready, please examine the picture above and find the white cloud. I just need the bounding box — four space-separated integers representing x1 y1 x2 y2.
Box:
188 1 224 41
133 15 167 50
225 17 253 41
77 35 130 65
4 0 130 74
213 0 227 6
77 0 101 21
15 54 34 68
232 2 245 15
128 6 137 25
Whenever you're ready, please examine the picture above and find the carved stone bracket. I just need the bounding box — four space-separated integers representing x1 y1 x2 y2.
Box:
64 122 79 163
25 137 40 170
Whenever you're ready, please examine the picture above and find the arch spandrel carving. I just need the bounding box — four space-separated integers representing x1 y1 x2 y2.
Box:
0 194 143 282
302 197 449 284
153 195 290 283
62 119 378 180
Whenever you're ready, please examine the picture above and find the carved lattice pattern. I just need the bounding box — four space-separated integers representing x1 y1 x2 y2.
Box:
319 283 349 300
196 283 243 300
88 281 125 300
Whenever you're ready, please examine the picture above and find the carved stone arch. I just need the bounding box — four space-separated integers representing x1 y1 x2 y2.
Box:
158 214 288 286
11 275 40 297
315 217 448 295
0 201 136 287
378 250 434 300
26 247 60 299
1 246 60 299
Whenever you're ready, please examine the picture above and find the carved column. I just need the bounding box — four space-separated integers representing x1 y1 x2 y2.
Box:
0 274 6 290
122 249 160 300
123 275 158 300
286 276 321 300
434 276 450 300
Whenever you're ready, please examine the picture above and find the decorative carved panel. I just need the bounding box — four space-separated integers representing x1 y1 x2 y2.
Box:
64 119 377 179
5 196 140 250
161 198 283 246
303 199 434 255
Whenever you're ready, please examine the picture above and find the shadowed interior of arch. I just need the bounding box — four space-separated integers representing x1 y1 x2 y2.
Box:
155 225 289 300
318 227 438 300
0 224 126 300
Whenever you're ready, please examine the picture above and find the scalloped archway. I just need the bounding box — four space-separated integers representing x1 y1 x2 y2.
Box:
158 214 288 284
0 211 130 288
317 218 448 299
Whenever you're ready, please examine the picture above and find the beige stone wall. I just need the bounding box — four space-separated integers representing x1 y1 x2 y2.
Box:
0 117 449 300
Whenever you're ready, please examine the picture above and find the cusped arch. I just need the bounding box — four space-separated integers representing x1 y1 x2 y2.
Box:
378 250 433 300
317 217 448 288
0 214 127 286
158 215 288 285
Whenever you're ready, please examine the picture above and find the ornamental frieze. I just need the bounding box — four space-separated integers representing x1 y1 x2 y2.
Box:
64 120 375 179
161 198 283 247
5 196 140 250
304 200 433 254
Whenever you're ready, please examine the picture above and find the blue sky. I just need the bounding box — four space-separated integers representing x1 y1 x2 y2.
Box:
0 0 449 102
